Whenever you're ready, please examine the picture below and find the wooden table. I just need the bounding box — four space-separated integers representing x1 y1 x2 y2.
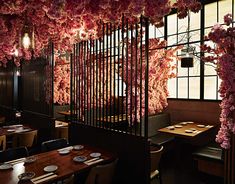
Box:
0 145 114 184
158 121 214 139
55 121 68 128
96 114 129 130
0 124 33 136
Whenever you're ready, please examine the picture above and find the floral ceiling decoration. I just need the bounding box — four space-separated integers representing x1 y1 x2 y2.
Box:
0 0 201 66
202 13 235 149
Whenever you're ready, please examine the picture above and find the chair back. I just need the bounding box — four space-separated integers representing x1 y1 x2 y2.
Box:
0 146 28 163
150 145 164 173
41 138 68 152
12 130 38 148
0 135 6 151
55 127 68 141
85 159 118 184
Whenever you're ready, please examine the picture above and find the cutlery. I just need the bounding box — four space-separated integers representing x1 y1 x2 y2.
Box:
31 174 57 184
84 157 99 164
31 172 54 182
4 158 26 165
86 159 104 166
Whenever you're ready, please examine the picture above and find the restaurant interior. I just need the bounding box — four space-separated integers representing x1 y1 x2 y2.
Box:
0 0 235 184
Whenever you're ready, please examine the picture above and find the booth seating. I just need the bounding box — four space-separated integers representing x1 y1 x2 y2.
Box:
0 146 29 163
143 113 175 147
192 142 224 177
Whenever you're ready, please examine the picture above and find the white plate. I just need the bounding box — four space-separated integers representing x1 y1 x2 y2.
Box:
7 129 15 132
58 149 70 155
24 156 36 164
43 165 58 172
185 129 193 133
197 124 205 128
187 122 194 124
0 163 12 170
175 125 183 128
90 152 101 158
180 122 188 125
73 145 84 151
166 126 174 130
73 156 87 162
18 172 35 181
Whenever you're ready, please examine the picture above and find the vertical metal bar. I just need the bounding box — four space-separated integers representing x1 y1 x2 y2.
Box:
126 19 129 128
110 23 112 125
99 37 102 127
70 45 73 122
92 39 95 126
78 43 81 120
113 24 116 128
130 24 133 134
89 38 92 125
83 41 87 124
140 15 143 136
121 16 124 122
135 23 138 135
118 25 120 128
200 4 205 100
51 42 54 118
86 40 89 125
144 17 149 138
102 23 105 128
106 23 109 128
95 39 98 127
73 44 76 122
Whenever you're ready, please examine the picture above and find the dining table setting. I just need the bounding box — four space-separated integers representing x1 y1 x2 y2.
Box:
0 124 33 136
158 121 215 139
0 144 115 184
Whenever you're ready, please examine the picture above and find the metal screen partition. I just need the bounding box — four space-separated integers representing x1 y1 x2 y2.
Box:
71 16 149 137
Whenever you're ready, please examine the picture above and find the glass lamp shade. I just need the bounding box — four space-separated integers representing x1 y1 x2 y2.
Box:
181 56 194 68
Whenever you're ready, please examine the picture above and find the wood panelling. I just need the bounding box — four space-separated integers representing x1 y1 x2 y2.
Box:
166 100 220 125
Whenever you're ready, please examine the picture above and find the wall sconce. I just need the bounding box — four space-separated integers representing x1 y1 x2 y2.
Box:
21 24 34 50
16 67 21 76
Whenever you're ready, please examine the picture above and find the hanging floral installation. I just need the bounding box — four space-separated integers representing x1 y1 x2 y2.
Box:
54 54 70 105
0 0 201 66
202 13 235 149
120 38 181 122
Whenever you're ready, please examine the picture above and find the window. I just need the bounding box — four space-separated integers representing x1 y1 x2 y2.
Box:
150 0 234 100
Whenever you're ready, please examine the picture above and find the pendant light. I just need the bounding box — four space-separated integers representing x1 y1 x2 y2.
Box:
21 24 35 50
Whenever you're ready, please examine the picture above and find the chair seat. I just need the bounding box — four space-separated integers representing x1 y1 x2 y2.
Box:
150 170 159 179
149 133 175 146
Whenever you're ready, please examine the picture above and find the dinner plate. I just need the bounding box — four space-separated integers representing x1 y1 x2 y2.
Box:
18 172 35 181
90 152 101 158
175 125 183 128
24 156 36 164
0 163 13 170
58 149 70 155
189 128 196 131
7 129 15 132
185 129 193 133
180 122 188 125
187 121 194 124
73 156 87 162
197 124 205 128
73 145 84 151
166 126 174 130
43 165 58 172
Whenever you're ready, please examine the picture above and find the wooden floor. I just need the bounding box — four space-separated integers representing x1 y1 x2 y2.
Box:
159 142 224 184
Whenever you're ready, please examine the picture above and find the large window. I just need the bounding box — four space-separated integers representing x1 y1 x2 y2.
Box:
149 0 234 100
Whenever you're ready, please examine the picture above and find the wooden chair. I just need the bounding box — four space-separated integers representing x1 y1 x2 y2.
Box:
0 135 6 151
12 130 38 148
41 138 68 152
0 146 29 163
85 159 118 184
150 145 164 184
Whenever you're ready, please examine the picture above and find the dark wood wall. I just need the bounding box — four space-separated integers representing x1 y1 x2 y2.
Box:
0 62 17 121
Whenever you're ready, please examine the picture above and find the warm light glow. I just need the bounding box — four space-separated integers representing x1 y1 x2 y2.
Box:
16 70 20 76
22 33 31 49
14 49 19 57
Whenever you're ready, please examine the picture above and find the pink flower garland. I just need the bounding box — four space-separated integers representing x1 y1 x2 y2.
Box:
54 55 70 105
202 13 235 149
120 38 181 122
0 0 201 66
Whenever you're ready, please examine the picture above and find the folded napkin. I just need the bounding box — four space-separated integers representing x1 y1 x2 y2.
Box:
31 173 57 184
